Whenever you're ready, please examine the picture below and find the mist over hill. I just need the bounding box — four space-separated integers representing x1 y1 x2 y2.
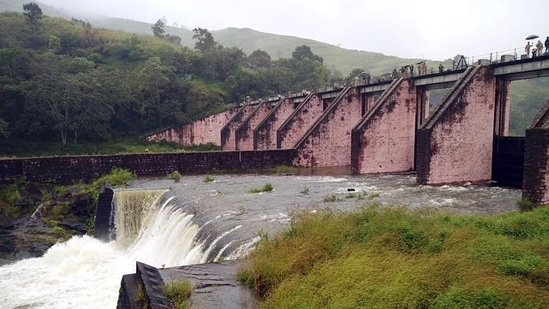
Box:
0 0 445 76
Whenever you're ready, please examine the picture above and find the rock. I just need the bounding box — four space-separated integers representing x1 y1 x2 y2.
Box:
59 220 88 234
159 260 257 309
15 183 46 212
67 189 93 217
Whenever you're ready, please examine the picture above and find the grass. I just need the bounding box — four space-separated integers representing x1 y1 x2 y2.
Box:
202 175 215 183
0 138 221 158
164 279 192 309
516 195 538 212
0 181 22 218
168 170 182 182
89 167 135 202
323 194 339 202
237 203 549 308
250 183 274 193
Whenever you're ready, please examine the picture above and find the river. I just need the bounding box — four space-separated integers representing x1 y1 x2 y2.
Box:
0 174 520 308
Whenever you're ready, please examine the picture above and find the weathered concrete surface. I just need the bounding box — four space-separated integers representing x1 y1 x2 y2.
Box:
94 186 114 242
160 260 257 309
277 93 325 149
254 97 302 150
293 87 363 167
523 101 549 204
351 79 417 174
221 105 255 151
147 108 239 146
417 66 496 185
235 102 275 151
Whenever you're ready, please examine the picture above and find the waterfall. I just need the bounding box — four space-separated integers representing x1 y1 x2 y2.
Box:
0 188 211 309
113 189 167 249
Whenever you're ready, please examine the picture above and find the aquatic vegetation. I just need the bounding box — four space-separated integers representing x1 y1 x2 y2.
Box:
250 183 273 193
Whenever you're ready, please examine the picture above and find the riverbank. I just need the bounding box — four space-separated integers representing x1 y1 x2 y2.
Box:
238 204 549 308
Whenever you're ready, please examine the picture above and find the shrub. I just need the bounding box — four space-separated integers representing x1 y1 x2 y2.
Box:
164 279 192 309
202 175 214 183
516 196 537 212
90 167 134 197
250 182 273 193
168 170 182 182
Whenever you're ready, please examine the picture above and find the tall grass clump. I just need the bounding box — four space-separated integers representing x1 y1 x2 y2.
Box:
250 182 273 193
89 167 135 202
0 182 22 217
202 175 214 183
238 204 549 308
164 279 192 309
516 195 538 212
168 170 181 182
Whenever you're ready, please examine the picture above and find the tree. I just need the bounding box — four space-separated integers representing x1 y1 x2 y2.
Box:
137 57 176 127
23 2 43 32
247 50 271 69
23 55 113 144
215 47 245 80
151 18 166 38
292 45 323 64
192 28 217 53
81 21 96 48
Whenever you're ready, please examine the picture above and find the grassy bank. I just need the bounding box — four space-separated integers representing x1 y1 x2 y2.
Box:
0 139 220 158
238 204 549 308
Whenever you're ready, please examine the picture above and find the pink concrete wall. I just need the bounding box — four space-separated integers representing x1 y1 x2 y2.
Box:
146 108 239 146
221 105 255 151
277 94 325 149
235 102 274 150
418 66 496 185
255 98 298 150
352 79 417 174
293 88 362 167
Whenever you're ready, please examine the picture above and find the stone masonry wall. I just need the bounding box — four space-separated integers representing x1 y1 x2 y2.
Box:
146 108 239 146
235 102 274 151
293 88 362 167
277 94 325 149
417 66 496 185
254 98 297 150
0 150 294 185
523 129 549 204
351 79 417 174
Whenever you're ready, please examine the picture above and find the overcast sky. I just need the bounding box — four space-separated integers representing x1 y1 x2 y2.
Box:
39 0 548 61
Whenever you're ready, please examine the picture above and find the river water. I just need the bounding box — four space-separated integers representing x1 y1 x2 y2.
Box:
0 174 521 308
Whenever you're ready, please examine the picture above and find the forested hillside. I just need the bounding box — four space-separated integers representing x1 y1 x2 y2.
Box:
0 0 448 76
0 6 347 151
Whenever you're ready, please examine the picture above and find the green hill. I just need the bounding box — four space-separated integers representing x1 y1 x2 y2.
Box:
0 1 446 76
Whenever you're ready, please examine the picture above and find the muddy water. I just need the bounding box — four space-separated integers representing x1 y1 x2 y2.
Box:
130 173 521 262
0 173 521 309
